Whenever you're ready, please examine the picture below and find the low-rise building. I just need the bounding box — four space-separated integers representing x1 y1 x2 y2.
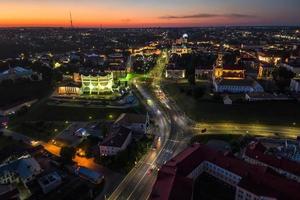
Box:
165 64 186 79
290 78 300 93
99 126 132 156
0 66 41 82
38 172 62 194
150 144 300 200
114 113 150 134
0 155 42 184
214 79 264 93
195 66 213 79
76 166 104 184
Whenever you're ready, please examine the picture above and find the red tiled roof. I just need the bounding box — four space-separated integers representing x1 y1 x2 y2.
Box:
245 141 300 177
150 144 300 200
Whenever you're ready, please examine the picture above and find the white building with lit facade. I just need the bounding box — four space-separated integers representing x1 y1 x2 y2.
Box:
81 73 114 94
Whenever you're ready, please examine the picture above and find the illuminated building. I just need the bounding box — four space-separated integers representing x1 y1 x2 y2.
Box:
165 64 186 79
258 52 281 64
171 34 191 55
214 65 246 80
257 63 275 79
57 83 81 95
81 73 114 94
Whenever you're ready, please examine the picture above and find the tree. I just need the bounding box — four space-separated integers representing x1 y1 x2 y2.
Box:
272 67 295 92
60 146 76 163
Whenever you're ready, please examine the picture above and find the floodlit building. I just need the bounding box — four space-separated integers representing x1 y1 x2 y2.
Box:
81 73 114 94
150 144 300 200
165 64 186 79
257 63 275 79
171 34 191 55
214 65 246 80
258 52 281 64
57 83 81 95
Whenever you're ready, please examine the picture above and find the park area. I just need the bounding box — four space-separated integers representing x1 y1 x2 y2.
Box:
163 81 300 127
8 98 145 141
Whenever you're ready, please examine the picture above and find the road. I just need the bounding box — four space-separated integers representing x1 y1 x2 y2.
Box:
106 81 190 200
193 122 300 138
106 50 191 200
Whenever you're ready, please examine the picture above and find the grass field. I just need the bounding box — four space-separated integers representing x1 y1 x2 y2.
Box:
9 121 68 141
164 81 300 127
11 100 146 122
8 98 146 141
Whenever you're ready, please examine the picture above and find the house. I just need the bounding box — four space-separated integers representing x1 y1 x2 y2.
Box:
165 64 186 79
38 172 62 194
76 166 104 184
114 113 150 134
0 155 42 184
150 144 300 200
99 126 132 156
290 79 300 92
213 79 264 93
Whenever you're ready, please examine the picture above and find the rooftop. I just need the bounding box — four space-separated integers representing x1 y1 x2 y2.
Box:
150 144 300 200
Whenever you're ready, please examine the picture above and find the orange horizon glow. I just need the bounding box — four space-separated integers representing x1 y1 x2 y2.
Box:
0 0 299 27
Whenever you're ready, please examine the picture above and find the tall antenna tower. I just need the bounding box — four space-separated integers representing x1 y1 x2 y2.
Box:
69 11 73 28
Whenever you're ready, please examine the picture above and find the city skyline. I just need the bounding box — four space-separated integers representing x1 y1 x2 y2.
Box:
0 0 300 28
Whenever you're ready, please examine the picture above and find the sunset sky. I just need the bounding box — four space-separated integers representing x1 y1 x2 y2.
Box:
0 0 299 27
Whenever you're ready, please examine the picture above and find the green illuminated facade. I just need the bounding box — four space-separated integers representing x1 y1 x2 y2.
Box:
81 73 114 94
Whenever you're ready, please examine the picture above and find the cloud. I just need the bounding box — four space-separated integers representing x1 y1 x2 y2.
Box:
160 13 255 19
